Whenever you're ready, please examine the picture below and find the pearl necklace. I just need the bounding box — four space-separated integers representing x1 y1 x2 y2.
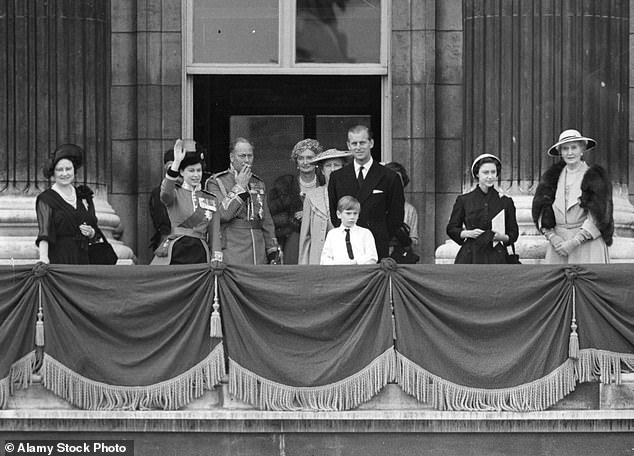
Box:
53 184 77 206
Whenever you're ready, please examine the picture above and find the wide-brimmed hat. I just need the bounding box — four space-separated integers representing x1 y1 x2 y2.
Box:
43 143 84 179
547 129 596 157
310 148 352 165
470 153 501 178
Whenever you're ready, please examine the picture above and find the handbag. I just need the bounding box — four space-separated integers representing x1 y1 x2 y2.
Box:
390 245 420 264
389 223 420 264
88 230 118 265
505 243 521 264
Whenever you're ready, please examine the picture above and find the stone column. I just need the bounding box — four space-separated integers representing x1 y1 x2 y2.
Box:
0 0 133 263
436 0 634 263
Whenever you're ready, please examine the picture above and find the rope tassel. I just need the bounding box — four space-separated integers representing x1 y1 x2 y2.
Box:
35 283 44 347
210 274 222 338
568 285 579 360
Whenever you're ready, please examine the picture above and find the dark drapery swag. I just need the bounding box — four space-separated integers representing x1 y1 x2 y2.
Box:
0 263 225 410
218 263 395 410
0 262 632 411
0 265 39 408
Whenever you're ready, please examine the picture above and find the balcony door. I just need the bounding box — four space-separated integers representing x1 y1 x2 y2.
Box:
193 75 381 188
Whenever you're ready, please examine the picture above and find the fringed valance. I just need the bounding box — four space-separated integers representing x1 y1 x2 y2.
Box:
40 345 225 410
0 262 632 411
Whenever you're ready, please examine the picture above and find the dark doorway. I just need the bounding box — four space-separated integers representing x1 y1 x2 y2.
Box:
193 75 381 188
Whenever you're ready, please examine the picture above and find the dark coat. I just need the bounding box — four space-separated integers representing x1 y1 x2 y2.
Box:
532 162 614 246
268 174 304 264
446 187 519 264
148 185 171 250
328 161 405 259
268 174 303 239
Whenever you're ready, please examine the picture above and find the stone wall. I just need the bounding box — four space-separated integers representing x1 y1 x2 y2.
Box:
390 0 464 264
110 0 182 264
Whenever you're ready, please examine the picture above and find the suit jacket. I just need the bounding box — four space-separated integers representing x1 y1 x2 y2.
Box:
328 161 405 259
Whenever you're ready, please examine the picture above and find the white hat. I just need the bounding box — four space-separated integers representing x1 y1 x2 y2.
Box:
547 129 596 157
310 149 352 164
470 153 501 178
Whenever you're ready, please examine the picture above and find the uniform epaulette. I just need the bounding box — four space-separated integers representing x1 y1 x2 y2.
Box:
251 173 263 181
212 169 230 178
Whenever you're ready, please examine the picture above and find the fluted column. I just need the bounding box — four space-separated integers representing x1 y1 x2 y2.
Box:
436 0 634 263
0 0 133 263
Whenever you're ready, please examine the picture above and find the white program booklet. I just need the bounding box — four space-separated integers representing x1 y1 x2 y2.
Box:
491 210 505 247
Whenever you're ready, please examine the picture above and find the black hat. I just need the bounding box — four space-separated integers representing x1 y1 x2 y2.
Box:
178 150 205 171
43 144 84 179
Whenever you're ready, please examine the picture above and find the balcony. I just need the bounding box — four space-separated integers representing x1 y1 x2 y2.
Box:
1 261 633 455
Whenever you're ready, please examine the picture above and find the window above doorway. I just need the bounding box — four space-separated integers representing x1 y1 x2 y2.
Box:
187 0 388 74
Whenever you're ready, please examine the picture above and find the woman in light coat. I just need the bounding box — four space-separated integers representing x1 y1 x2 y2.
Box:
298 149 351 264
532 129 613 264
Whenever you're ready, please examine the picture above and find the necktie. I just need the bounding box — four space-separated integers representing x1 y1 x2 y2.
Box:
345 228 354 260
357 166 365 187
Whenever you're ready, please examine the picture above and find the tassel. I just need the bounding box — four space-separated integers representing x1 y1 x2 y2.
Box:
210 275 222 338
568 285 579 360
36 320 44 347
36 283 44 347
210 311 222 338
568 320 579 360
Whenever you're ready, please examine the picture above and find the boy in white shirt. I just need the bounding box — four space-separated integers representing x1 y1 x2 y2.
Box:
320 196 378 265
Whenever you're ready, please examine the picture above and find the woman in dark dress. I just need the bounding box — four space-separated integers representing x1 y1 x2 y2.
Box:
446 154 519 264
36 144 102 264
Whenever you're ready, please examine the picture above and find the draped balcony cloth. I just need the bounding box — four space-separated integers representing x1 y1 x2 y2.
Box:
31 264 224 410
391 264 634 411
0 265 39 408
569 265 634 383
1 263 633 412
218 264 396 411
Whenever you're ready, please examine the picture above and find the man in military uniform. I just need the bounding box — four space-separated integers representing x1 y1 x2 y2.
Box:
205 137 279 265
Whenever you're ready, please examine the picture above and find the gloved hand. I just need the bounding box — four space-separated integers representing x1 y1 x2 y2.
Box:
548 234 565 249
556 239 580 257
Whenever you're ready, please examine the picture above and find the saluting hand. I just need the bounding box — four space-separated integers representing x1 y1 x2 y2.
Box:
172 139 185 168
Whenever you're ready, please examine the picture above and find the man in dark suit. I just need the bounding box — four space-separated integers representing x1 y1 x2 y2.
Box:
328 125 405 259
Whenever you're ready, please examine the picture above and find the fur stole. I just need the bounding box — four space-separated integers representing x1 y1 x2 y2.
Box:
532 162 565 231
580 165 614 246
532 162 613 246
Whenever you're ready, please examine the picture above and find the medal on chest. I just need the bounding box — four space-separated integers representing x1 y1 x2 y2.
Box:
247 182 265 220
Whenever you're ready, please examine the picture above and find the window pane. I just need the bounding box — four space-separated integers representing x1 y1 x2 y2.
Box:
296 0 381 64
230 116 304 187
316 115 372 151
193 0 279 64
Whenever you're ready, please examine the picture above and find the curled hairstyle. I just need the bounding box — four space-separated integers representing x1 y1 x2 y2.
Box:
472 156 501 179
291 138 323 161
337 195 361 212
